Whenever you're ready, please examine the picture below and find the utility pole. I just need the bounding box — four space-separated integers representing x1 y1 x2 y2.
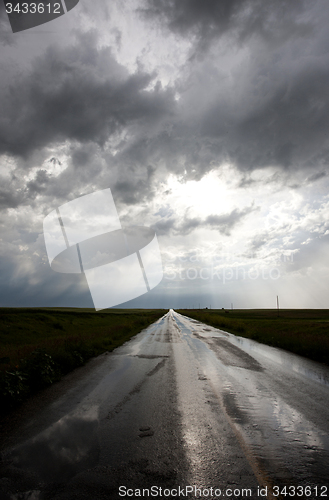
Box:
277 295 279 317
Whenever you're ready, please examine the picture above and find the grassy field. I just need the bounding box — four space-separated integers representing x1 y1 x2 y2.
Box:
0 308 166 411
177 308 329 366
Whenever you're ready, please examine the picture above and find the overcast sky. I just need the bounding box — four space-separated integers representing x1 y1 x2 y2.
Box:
1 0 329 309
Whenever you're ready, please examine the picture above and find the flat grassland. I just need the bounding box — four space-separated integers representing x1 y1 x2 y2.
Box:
177 308 329 366
0 308 166 410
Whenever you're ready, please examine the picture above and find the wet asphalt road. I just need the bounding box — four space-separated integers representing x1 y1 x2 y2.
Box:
1 309 329 499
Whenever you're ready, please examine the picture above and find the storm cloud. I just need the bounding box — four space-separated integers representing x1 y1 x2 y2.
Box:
0 30 176 159
1 0 329 308
172 204 258 236
141 0 312 51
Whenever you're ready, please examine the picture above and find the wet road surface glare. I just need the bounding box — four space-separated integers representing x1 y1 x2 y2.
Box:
0 310 329 499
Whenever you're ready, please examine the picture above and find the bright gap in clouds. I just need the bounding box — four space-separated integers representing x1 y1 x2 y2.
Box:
165 169 233 218
151 166 329 309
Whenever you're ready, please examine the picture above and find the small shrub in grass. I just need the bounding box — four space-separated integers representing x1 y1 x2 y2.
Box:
234 324 246 333
0 349 63 410
53 322 64 330
0 370 29 408
50 351 72 373
22 350 61 390
51 350 82 374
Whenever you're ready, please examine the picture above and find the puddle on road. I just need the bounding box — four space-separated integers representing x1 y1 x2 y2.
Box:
240 391 329 485
0 339 171 497
211 361 329 486
2 407 100 485
126 324 160 356
226 334 329 388
179 312 329 388
125 312 174 354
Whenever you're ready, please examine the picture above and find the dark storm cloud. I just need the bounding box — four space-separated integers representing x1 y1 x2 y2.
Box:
113 165 156 205
141 0 310 51
115 54 329 183
152 216 176 236
0 186 22 209
204 205 258 233
0 171 27 209
26 169 51 195
136 0 329 179
171 49 329 177
0 30 176 158
307 171 326 183
0 162 63 210
228 68 329 172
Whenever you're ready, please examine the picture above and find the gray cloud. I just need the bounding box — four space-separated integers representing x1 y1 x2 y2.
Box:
251 232 268 248
150 42 329 181
141 0 311 52
2 1 328 198
204 205 258 234
113 166 156 205
134 0 329 180
153 204 257 237
306 171 327 183
229 69 329 172
151 216 176 236
0 174 24 209
0 30 176 159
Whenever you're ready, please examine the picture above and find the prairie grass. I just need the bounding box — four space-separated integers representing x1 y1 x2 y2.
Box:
177 309 329 366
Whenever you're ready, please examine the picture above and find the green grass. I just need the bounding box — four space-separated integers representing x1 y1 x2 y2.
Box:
0 307 166 411
177 308 329 366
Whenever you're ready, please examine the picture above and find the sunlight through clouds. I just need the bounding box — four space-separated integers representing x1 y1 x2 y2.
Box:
1 0 329 308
